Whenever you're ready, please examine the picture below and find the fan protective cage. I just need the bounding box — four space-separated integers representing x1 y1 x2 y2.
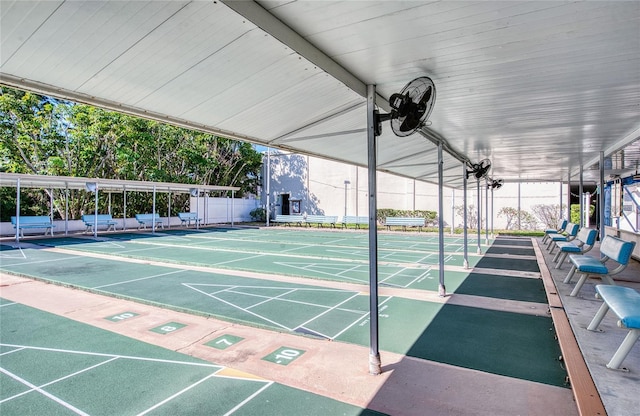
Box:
390 76 436 137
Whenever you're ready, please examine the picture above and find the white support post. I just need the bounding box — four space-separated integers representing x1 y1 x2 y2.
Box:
168 189 171 229
366 84 381 376
477 179 482 254
437 142 446 297
232 190 235 227
152 185 157 234
450 188 455 235
462 163 469 269
599 151 605 242
50 188 54 236
15 178 20 241
93 186 98 238
123 186 127 231
485 179 489 245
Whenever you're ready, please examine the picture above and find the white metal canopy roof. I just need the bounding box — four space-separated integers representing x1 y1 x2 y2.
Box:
1 1 639 188
0 172 239 194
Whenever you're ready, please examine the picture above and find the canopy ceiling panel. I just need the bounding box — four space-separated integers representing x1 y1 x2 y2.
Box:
2 1 639 188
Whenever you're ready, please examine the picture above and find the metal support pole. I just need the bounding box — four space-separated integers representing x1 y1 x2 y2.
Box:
462 163 469 269
517 182 521 230
196 190 200 230
93 186 98 238
450 189 455 235
168 190 172 229
344 180 350 218
476 179 482 254
64 184 69 236
485 179 489 245
491 185 494 238
15 178 20 242
599 151 605 242
266 148 271 227
579 164 584 227
437 142 446 297
367 84 381 375
50 188 54 236
152 185 157 234
560 181 563 219
566 180 571 221
232 190 235 227
123 186 127 231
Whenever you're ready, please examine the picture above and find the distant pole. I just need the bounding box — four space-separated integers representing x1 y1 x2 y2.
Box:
450 188 455 235
15 178 20 241
490 185 494 238
579 164 584 227
462 163 469 269
367 84 381 376
437 142 446 297
344 180 351 217
152 185 156 234
50 188 54 236
517 183 521 230
476 179 482 254
599 151 605 242
485 179 489 245
93 186 98 239
266 148 271 226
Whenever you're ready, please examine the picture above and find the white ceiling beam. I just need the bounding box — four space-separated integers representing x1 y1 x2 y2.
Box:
221 0 391 112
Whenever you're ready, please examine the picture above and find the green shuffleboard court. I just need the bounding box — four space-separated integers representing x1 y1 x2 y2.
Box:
0 299 385 416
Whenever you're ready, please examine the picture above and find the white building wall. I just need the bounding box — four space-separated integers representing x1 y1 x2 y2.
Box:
262 151 569 230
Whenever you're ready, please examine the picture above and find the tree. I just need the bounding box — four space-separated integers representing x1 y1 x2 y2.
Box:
455 204 478 229
498 207 540 230
0 86 263 221
531 204 565 229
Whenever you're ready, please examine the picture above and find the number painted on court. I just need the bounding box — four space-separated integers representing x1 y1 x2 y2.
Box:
205 334 244 350
262 347 305 366
105 312 139 322
150 322 186 334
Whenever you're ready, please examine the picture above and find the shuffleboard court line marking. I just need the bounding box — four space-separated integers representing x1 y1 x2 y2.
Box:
0 255 78 268
92 269 187 289
136 371 222 416
0 302 18 308
294 292 362 333
332 296 394 340
0 357 119 404
0 344 222 369
183 284 293 331
245 288 297 310
0 346 25 356
0 245 26 259
0 366 90 415
223 381 274 416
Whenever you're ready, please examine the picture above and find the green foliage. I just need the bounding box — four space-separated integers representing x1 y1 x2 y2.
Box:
376 208 438 226
0 86 263 221
498 207 538 230
570 203 595 224
249 207 266 222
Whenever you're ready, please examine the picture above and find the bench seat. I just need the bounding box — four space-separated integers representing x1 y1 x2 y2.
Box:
273 214 304 226
587 285 640 369
10 216 56 237
135 213 164 230
82 214 117 232
553 228 597 269
342 216 369 228
547 222 579 252
384 217 425 231
178 212 202 226
563 235 636 297
305 215 337 228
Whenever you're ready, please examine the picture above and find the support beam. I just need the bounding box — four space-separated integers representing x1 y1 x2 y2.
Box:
437 142 446 297
367 84 381 375
599 151 605 242
462 163 469 269
477 179 482 254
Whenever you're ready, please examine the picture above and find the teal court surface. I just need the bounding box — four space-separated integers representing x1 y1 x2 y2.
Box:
0 227 581 415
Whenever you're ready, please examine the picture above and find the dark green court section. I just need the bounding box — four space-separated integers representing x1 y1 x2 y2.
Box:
454 272 548 303
7 239 472 292
486 245 535 256
474 256 540 272
406 304 566 387
491 237 534 247
0 300 384 416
